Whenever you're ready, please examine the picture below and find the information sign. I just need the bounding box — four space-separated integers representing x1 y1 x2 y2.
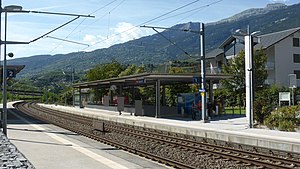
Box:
193 76 201 84
7 69 16 78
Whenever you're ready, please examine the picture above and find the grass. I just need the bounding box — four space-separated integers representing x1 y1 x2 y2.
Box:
223 106 246 115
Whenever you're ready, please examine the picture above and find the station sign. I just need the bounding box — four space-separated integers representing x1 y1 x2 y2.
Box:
7 69 16 78
193 76 201 84
135 79 146 84
199 89 206 93
288 74 297 88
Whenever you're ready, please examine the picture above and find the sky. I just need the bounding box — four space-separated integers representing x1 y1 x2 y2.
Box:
1 0 299 59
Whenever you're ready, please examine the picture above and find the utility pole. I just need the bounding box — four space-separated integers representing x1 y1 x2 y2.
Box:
0 0 2 128
199 23 207 122
235 25 260 128
245 25 254 128
72 68 75 107
2 7 8 135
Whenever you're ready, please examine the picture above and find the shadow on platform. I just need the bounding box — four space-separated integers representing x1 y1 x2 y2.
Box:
9 138 120 151
4 108 48 125
7 127 78 136
9 138 74 147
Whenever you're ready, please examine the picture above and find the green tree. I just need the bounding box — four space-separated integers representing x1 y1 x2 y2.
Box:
221 48 267 94
86 59 125 81
220 49 268 122
118 64 145 77
253 49 268 89
117 64 145 103
165 67 190 106
221 50 246 108
85 59 125 102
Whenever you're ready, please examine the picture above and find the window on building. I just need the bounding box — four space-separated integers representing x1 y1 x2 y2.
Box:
293 38 300 47
294 70 300 79
293 54 300 63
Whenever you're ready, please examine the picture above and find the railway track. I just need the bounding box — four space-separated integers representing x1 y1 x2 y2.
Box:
13 101 300 169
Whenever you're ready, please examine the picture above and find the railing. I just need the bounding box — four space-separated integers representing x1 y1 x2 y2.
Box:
213 84 220 89
265 62 275 70
206 67 222 74
264 79 275 85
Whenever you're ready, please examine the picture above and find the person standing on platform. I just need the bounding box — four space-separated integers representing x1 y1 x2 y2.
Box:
198 100 202 119
192 102 196 120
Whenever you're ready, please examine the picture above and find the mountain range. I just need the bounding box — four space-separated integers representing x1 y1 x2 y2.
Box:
8 2 300 78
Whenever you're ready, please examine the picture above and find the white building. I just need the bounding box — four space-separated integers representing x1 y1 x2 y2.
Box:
207 27 300 88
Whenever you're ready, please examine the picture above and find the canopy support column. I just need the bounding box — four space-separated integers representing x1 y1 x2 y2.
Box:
155 80 161 118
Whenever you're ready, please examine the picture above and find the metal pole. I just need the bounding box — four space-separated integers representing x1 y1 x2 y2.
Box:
245 25 253 128
292 88 294 106
79 88 83 108
72 68 75 107
155 80 161 118
2 9 7 135
0 0 2 127
200 23 207 122
250 34 254 128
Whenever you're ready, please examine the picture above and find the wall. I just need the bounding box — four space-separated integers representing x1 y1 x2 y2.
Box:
264 46 276 85
274 31 300 87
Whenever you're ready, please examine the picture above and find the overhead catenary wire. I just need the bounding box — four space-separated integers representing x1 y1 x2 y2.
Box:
30 16 80 43
78 0 125 35
176 0 224 23
45 36 89 46
49 0 123 53
107 12 111 38
90 0 119 15
76 0 126 35
49 17 84 53
140 0 201 26
84 0 202 50
149 0 224 25
151 28 192 57
84 0 225 52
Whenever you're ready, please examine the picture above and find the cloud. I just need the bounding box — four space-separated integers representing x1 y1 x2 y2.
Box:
110 22 144 42
83 22 152 49
83 35 97 45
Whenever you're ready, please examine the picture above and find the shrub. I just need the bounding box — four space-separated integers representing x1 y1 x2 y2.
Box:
264 106 299 132
278 120 295 132
254 98 273 124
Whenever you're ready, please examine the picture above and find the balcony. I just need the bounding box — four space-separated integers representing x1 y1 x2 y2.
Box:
265 62 275 70
206 66 222 74
213 83 220 89
264 79 275 85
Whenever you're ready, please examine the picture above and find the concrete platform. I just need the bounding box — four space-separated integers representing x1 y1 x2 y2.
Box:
6 103 169 169
39 103 300 154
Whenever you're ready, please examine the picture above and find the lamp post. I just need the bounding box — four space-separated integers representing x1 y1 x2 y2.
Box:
1 5 23 135
2 5 23 135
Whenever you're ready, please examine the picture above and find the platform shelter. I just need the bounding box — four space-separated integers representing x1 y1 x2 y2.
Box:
73 73 232 118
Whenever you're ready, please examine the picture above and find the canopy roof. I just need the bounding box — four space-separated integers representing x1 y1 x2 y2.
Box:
73 73 233 89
